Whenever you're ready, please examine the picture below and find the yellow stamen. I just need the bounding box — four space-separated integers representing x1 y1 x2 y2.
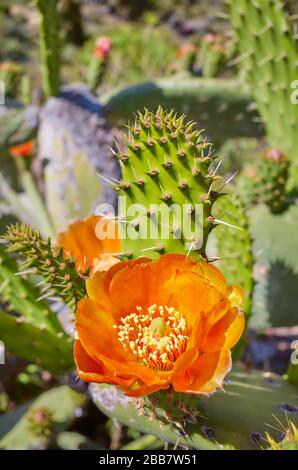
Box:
115 304 188 370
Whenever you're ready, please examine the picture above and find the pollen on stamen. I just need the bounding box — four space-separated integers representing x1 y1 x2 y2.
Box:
115 305 189 371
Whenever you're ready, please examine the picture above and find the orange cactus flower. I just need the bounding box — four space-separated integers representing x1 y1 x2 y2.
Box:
56 215 121 274
74 254 245 397
9 140 34 158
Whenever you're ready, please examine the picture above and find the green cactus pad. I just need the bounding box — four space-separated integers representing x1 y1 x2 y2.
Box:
115 106 226 260
91 367 298 450
0 310 73 374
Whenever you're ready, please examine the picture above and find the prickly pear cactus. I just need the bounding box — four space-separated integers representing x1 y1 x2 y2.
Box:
114 106 226 260
238 148 289 214
38 84 120 231
0 309 73 374
91 368 298 450
229 0 298 189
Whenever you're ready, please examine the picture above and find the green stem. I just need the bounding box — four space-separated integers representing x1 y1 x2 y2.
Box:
36 0 60 98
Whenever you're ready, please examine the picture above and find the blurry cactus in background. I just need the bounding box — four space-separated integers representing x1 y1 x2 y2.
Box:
238 147 290 214
0 61 21 98
36 0 60 97
176 42 197 74
198 34 226 78
88 36 112 92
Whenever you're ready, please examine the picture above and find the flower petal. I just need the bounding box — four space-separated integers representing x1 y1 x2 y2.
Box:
172 349 231 394
124 382 170 397
74 340 135 387
193 349 231 394
194 262 227 294
170 272 222 327
201 307 245 352
86 271 120 317
109 259 152 312
227 285 244 308
76 298 125 362
57 216 121 274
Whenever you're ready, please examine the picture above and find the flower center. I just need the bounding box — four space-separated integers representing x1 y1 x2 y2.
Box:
115 304 188 371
